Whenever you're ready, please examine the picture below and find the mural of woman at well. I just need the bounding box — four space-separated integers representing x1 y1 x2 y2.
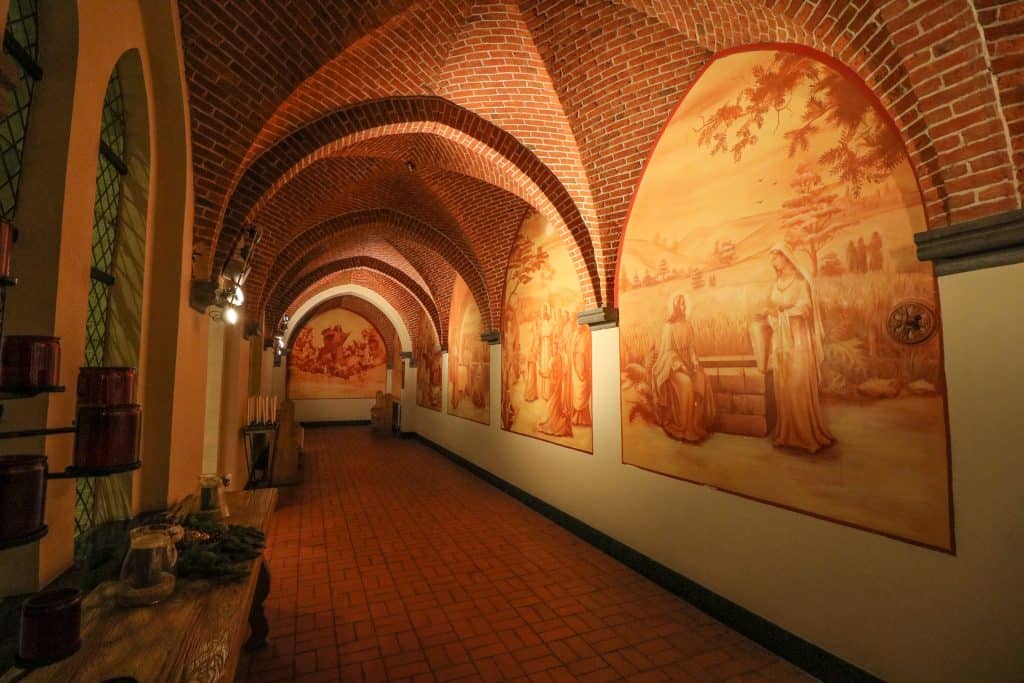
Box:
759 244 834 453
501 212 592 452
618 48 952 550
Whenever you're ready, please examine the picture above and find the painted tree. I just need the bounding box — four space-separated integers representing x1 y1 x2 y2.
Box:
695 51 904 196
781 167 852 276
504 232 550 303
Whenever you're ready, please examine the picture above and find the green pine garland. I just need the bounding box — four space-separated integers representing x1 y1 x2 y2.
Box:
175 514 266 583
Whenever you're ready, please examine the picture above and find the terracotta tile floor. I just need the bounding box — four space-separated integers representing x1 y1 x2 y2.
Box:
237 427 814 682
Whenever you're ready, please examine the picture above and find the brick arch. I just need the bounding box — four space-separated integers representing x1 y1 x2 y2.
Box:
611 0 1016 222
284 270 419 352
269 257 442 349
209 96 602 309
287 294 399 362
244 156 477 303
519 0 1017 304
256 209 490 331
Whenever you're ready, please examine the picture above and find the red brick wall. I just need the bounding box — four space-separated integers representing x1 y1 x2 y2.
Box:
278 264 437 350
179 0 1022 323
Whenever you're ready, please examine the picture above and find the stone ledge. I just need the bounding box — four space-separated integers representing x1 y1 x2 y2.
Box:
577 307 619 329
915 208 1024 276
480 330 500 345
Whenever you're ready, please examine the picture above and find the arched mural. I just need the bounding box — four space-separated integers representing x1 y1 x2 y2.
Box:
618 48 952 550
415 315 442 411
287 301 388 399
502 212 593 453
448 275 489 424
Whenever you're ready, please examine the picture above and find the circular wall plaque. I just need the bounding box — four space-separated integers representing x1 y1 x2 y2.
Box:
886 299 937 344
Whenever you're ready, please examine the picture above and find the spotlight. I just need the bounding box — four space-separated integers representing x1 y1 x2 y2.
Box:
226 286 245 306
405 159 416 172
223 306 239 325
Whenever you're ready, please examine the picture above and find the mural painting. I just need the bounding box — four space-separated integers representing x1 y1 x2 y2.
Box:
392 331 403 398
502 212 592 452
287 301 388 399
619 49 952 550
448 275 490 424
415 315 442 411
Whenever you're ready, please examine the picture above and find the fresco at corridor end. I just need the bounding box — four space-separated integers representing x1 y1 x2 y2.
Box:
618 49 952 550
416 315 443 412
502 213 593 453
287 301 387 399
448 275 490 424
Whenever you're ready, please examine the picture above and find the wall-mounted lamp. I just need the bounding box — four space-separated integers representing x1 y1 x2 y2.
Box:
190 278 244 325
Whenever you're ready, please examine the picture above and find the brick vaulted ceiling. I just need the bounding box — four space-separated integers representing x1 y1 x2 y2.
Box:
180 0 1024 345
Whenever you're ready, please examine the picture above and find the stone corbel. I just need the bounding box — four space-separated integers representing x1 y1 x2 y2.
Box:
915 209 1024 276
480 330 500 345
189 278 218 314
577 307 619 330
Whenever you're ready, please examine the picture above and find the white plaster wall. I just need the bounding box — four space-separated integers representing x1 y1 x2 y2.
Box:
268 361 374 423
410 262 1024 683
293 399 374 423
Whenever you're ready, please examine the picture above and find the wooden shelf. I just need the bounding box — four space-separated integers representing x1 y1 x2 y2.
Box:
46 461 141 480
0 525 47 551
0 385 65 401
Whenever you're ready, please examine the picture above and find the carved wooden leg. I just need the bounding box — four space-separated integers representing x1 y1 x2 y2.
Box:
245 559 271 650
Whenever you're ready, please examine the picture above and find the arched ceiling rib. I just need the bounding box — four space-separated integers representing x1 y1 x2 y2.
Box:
269 259 441 349
180 0 1020 323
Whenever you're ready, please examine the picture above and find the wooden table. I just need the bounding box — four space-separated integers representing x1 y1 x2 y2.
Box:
2 488 277 683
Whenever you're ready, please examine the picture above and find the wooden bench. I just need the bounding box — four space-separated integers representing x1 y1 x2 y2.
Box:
2 488 277 682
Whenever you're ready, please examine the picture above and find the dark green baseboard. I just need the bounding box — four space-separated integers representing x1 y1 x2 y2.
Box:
301 419 371 428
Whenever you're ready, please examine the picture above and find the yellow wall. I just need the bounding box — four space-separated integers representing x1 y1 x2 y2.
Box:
0 0 202 594
409 262 1024 682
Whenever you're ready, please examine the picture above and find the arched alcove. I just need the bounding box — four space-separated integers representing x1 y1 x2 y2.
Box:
617 45 951 551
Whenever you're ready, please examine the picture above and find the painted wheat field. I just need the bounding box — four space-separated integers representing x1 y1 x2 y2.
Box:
618 49 952 550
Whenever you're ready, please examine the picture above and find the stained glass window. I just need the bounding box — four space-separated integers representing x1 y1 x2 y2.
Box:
0 0 41 221
77 68 127 538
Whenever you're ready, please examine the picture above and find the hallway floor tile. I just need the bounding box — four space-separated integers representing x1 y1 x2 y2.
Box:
237 427 814 682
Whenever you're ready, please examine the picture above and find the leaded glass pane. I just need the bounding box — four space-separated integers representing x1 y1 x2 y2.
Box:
78 67 127 539
0 0 39 221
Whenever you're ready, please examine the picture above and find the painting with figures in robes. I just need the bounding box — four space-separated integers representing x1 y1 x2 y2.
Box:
391 331 403 398
287 301 388 399
415 315 442 411
448 275 490 424
618 48 953 551
501 212 593 452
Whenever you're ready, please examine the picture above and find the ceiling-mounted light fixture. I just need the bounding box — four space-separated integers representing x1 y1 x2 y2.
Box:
405 159 416 172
